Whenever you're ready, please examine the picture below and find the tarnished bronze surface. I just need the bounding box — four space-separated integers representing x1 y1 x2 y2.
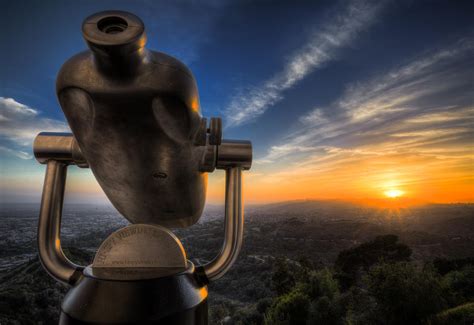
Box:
57 11 207 227
91 224 188 280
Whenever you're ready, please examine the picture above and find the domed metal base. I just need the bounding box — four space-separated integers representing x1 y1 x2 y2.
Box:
59 264 208 324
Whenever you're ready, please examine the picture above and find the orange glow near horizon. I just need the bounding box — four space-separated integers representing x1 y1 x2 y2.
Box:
14 147 470 208
204 162 474 206
204 147 474 206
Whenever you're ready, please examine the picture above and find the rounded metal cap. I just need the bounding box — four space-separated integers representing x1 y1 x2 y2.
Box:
82 10 146 56
92 224 187 280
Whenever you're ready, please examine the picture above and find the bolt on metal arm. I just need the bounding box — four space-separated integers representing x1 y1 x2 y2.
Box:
35 133 87 285
202 140 252 281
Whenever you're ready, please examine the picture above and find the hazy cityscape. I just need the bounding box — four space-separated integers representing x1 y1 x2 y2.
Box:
1 201 473 323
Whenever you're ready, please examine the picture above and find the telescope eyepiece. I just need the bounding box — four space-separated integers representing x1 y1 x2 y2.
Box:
97 16 128 34
82 10 147 74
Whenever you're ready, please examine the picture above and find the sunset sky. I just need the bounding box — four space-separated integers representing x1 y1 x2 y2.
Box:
1 0 473 205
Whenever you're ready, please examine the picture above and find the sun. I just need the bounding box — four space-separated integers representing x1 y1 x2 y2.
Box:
384 189 404 198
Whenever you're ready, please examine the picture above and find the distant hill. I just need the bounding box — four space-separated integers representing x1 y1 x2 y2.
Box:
245 199 474 223
247 199 361 217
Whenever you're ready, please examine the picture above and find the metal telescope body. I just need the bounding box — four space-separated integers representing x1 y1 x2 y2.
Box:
34 11 252 324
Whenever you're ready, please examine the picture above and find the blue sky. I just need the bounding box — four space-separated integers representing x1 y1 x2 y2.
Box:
1 0 473 204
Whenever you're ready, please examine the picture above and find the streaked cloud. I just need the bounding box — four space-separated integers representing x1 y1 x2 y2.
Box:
0 97 69 159
0 146 32 160
261 39 474 161
249 39 474 202
225 0 388 127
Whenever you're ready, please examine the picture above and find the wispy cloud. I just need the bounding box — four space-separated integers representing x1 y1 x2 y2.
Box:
0 97 69 159
260 39 474 162
250 39 474 201
0 146 32 160
225 0 388 127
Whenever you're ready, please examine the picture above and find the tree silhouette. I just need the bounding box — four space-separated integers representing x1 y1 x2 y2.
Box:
335 234 412 289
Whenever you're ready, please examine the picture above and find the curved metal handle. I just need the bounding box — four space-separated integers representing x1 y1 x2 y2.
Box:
35 133 86 285
202 167 244 281
37 160 83 285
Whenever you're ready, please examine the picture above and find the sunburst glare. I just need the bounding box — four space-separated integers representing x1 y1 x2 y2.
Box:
384 189 405 198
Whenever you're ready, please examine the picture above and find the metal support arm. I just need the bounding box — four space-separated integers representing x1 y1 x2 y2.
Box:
38 160 84 285
201 140 252 281
34 132 252 284
35 133 87 285
202 167 243 281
